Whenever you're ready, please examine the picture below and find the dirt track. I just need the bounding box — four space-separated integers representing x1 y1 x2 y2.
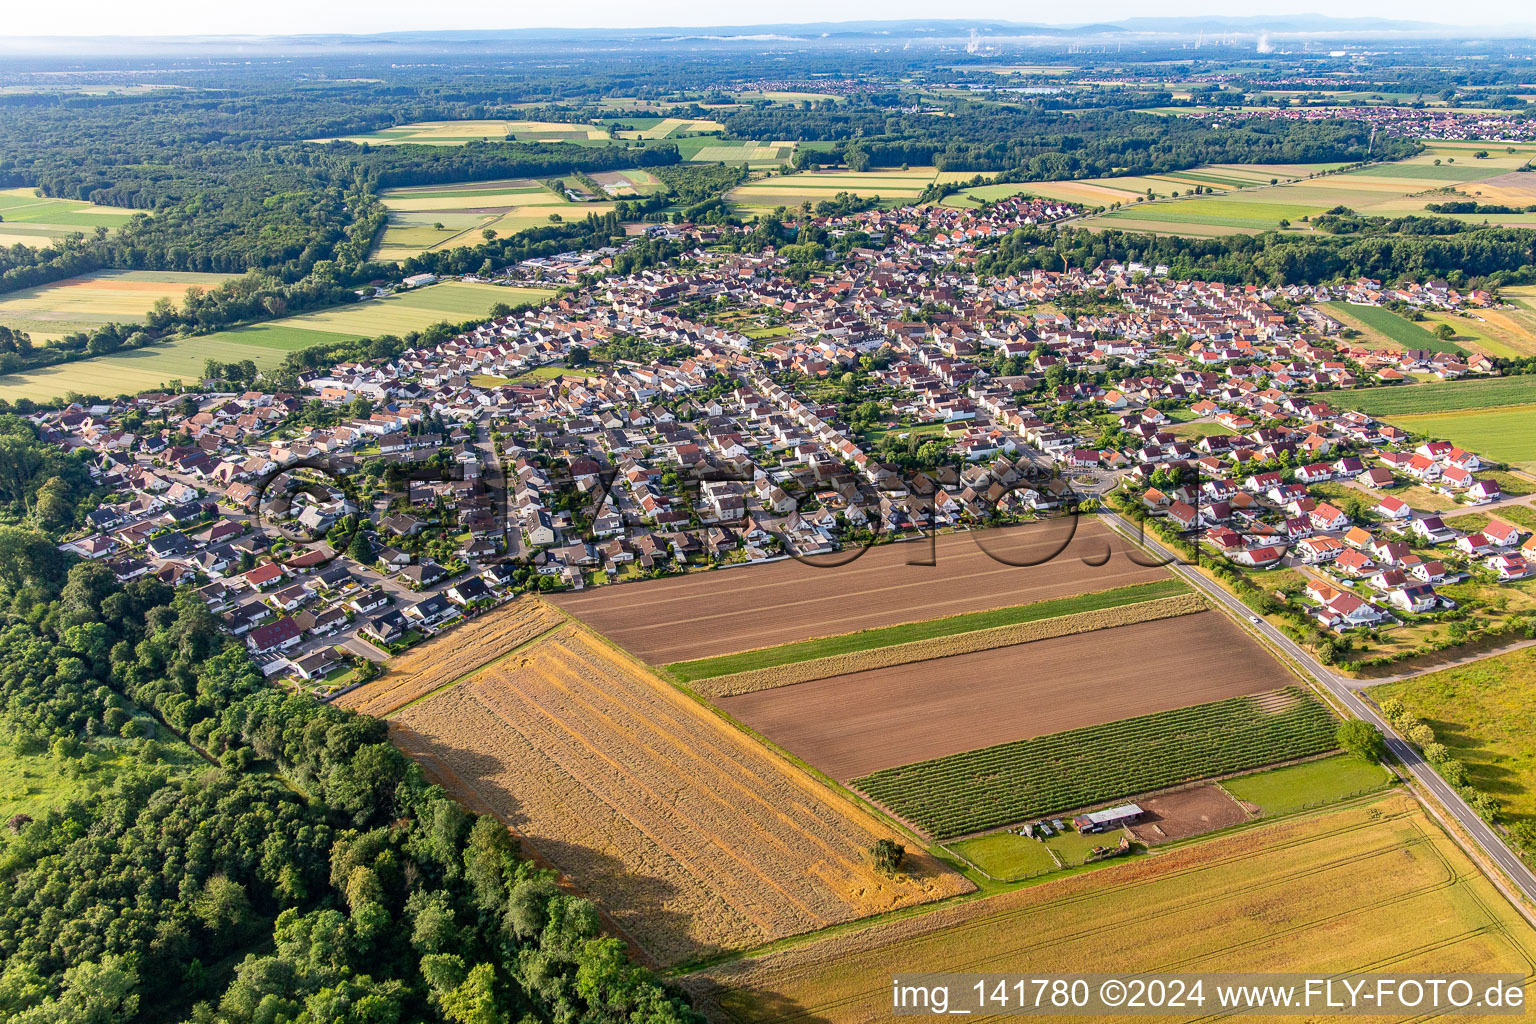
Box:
552 519 1168 664
718 611 1297 781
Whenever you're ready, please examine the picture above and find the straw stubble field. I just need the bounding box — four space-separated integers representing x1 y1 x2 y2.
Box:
336 598 565 716
391 624 973 967
688 795 1536 1024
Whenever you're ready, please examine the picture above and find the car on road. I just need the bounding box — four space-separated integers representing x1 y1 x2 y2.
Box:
1250 615 1262 624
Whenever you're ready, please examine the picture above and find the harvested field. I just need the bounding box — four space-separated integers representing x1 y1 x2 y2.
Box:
392 625 972 966
688 796 1536 1024
720 610 1296 783
694 591 1205 698
553 518 1169 664
1126 784 1249 844
335 599 564 716
854 686 1337 839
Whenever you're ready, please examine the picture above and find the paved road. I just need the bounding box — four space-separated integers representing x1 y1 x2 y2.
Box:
1099 509 1536 907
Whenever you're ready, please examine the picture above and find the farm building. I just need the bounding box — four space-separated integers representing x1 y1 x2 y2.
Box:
1073 803 1144 833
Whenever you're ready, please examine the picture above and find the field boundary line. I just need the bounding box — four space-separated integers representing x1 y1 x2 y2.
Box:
383 609 570 717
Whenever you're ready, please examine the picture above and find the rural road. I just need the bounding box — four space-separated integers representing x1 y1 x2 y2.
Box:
1099 509 1536 908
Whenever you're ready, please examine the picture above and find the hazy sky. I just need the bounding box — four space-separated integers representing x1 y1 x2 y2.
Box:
4 0 1524 37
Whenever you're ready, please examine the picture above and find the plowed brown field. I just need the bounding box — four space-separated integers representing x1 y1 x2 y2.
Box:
392 625 973 966
552 519 1167 663
719 611 1297 781
336 598 563 716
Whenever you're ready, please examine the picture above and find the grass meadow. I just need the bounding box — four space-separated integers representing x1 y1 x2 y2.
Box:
1384 405 1536 471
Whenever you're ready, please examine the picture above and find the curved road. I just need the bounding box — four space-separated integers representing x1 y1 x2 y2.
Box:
1099 509 1536 908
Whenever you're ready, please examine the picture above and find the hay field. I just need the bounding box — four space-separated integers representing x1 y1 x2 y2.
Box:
0 269 242 342
721 609 1297 782
336 599 564 716
391 625 973 967
552 518 1170 664
0 187 140 248
728 167 938 211
375 178 616 260
312 119 613 145
1081 149 1530 235
690 795 1536 1024
0 281 551 403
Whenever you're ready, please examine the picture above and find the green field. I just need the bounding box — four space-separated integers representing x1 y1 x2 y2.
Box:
1221 754 1392 816
662 578 1188 681
1077 150 1526 236
1325 375 1536 415
0 281 553 403
375 178 617 260
940 162 1343 213
674 138 797 165
948 831 1060 879
1371 648 1536 821
726 166 936 211
1325 302 1465 354
856 687 1339 839
1384 404 1536 472
0 269 242 343
0 187 140 248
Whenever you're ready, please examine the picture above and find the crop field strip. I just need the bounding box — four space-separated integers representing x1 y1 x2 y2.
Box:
375 178 618 259
722 609 1298 783
310 119 615 145
0 269 243 342
1323 301 1466 354
0 279 553 403
693 591 1205 698
665 578 1188 682
392 624 973 967
1322 374 1536 416
552 517 1170 664
1077 149 1534 235
1383 404 1536 472
853 686 1337 839
335 598 566 716
0 187 140 247
689 796 1536 1024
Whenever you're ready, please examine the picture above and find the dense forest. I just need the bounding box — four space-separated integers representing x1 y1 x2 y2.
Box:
0 416 699 1024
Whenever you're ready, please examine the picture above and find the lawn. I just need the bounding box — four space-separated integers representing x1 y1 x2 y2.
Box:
1324 375 1536 415
1221 754 1392 816
948 831 1060 880
0 269 242 342
1384 404 1536 472
1371 647 1536 822
662 578 1188 681
1 732 203 823
0 281 553 403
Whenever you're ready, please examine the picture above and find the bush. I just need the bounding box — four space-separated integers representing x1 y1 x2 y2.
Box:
1337 719 1386 764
